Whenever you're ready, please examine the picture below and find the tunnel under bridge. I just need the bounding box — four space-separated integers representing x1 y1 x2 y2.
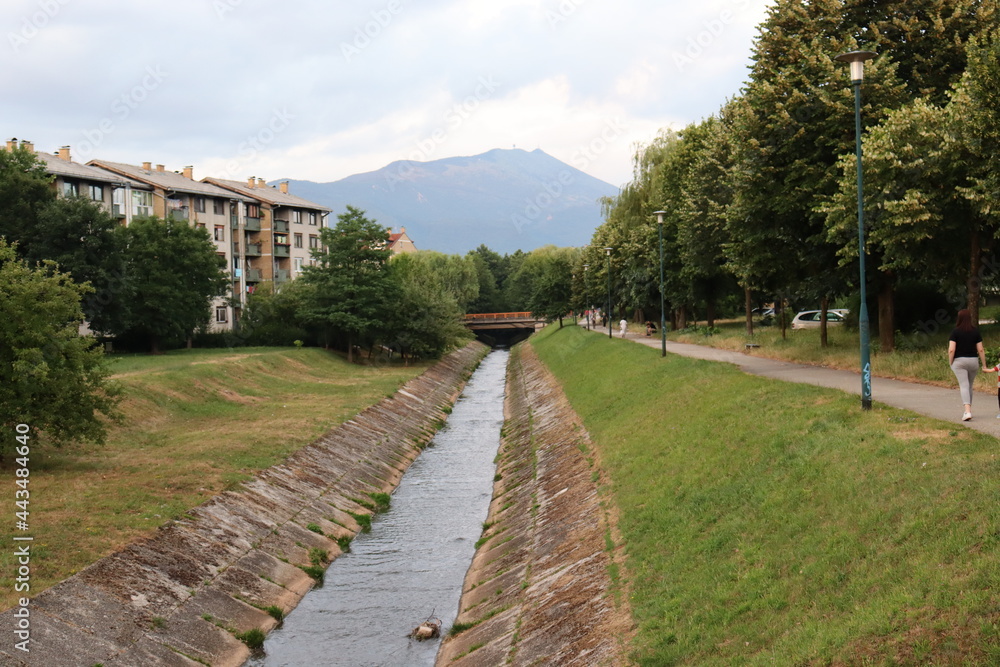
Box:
463 312 546 347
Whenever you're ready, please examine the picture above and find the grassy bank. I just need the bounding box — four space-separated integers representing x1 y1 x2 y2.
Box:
665 319 1000 394
531 324 1000 665
0 347 426 611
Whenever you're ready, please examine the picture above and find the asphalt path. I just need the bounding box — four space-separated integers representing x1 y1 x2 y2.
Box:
582 323 1000 439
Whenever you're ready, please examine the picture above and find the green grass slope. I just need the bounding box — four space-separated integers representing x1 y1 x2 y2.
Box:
531 324 1000 666
0 347 425 611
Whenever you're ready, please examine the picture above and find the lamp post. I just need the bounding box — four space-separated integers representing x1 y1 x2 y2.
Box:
583 264 590 330
653 211 667 357
835 49 876 410
604 247 613 339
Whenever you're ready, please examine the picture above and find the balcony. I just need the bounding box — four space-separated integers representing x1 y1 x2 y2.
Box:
274 219 289 233
275 269 291 283
245 268 263 282
112 203 125 219
274 245 290 258
245 217 261 232
169 207 188 221
245 242 262 257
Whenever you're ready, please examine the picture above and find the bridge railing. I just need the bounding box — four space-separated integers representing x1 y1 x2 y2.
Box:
463 312 535 322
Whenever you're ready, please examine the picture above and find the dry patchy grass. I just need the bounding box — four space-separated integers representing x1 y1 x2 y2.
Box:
0 347 426 610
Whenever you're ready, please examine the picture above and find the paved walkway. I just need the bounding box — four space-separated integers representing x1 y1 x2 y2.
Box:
584 324 1000 438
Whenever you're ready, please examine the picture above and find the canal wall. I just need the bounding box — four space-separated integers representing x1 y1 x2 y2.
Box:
0 342 489 667
435 342 634 666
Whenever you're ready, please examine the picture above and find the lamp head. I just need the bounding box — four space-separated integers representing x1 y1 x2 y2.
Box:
653 210 667 225
835 50 877 83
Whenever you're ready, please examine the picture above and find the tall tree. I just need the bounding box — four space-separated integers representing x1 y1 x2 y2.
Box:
300 206 395 362
0 239 121 455
112 217 229 353
0 145 53 245
386 252 472 361
25 196 129 334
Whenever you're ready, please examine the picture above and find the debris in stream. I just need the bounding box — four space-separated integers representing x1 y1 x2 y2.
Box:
409 615 442 641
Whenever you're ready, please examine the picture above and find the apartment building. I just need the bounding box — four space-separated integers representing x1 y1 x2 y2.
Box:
5 139 151 222
203 177 331 294
88 160 256 331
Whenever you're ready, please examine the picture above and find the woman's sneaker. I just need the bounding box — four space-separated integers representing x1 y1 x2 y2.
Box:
963 411 972 421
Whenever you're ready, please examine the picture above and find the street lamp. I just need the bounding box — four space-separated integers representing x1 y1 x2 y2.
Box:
583 264 590 330
604 247 613 339
835 49 876 410
653 211 667 357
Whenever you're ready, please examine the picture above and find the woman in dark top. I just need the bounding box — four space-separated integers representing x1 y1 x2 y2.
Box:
948 309 986 421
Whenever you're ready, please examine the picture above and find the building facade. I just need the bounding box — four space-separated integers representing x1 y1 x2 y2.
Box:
203 177 332 314
87 160 255 331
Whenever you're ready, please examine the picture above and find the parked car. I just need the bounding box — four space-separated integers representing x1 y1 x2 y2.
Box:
791 309 847 330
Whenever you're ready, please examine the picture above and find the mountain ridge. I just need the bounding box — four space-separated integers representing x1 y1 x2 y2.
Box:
278 148 618 254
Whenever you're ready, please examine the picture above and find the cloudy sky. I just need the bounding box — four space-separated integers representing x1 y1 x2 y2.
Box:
3 0 772 189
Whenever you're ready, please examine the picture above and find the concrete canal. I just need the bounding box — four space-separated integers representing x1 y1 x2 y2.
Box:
246 349 509 667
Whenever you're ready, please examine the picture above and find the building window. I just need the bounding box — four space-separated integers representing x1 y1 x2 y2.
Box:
214 225 225 241
194 197 206 213
215 306 228 323
62 181 79 197
292 210 302 224
196 222 206 230
213 199 225 215
308 212 318 226
293 233 303 248
246 203 260 218
133 190 153 217
294 257 303 273
308 235 319 249
89 184 103 201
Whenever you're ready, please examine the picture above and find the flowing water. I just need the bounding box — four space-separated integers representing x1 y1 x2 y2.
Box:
247 349 508 667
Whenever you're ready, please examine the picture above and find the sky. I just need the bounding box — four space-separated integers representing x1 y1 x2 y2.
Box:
2 0 773 190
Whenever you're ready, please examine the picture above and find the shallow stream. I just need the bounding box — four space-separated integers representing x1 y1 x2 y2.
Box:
246 348 508 667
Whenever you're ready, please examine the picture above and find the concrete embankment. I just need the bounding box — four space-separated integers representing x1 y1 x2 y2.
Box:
0 342 488 667
435 342 634 666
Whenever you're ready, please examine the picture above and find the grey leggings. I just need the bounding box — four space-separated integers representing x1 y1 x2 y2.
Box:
951 356 980 405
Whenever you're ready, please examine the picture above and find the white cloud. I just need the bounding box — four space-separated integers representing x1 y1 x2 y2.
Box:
1 0 774 188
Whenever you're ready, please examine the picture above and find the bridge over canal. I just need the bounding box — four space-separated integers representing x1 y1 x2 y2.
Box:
462 312 545 346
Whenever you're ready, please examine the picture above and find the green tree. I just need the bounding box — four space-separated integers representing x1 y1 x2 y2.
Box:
113 217 229 353
0 239 121 455
386 252 472 361
299 206 395 362
510 246 577 327
0 145 54 245
466 251 503 314
25 196 129 334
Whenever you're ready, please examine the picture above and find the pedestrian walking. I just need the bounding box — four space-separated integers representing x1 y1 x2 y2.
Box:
619 318 627 338
948 308 986 421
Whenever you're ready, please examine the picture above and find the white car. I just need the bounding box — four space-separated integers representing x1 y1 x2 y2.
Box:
791 309 847 330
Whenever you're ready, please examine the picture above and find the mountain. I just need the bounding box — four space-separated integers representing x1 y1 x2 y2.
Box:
279 148 619 255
